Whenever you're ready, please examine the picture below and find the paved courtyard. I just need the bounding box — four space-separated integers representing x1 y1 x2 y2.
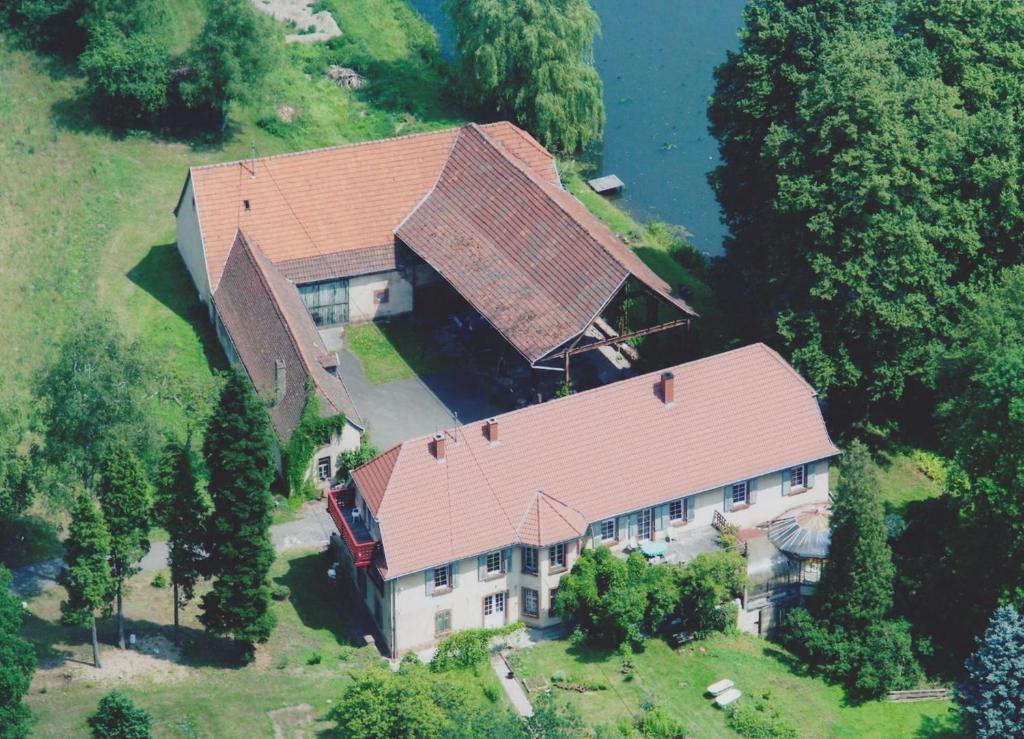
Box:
336 349 503 450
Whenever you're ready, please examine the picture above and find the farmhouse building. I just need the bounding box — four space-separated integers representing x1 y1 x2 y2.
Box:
331 343 840 656
174 122 697 481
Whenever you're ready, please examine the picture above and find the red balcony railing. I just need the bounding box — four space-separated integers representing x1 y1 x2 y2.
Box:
327 489 379 568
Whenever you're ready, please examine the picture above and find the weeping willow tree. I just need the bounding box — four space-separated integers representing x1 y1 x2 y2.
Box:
447 0 605 153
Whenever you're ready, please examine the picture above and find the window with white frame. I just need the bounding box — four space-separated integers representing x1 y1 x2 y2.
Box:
638 508 654 540
599 518 617 541
522 546 538 574
669 499 684 522
317 456 331 481
790 465 806 488
432 564 452 591
549 587 559 613
549 543 567 570
435 609 451 636
522 587 539 617
731 481 749 506
485 551 502 575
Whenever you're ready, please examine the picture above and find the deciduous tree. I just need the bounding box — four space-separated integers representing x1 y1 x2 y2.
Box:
96 442 152 650
58 492 113 668
79 22 171 124
200 371 276 657
153 439 209 647
447 0 604 153
88 690 152 739
0 566 35 739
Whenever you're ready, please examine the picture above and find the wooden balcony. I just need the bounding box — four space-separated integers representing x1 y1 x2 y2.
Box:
327 489 378 568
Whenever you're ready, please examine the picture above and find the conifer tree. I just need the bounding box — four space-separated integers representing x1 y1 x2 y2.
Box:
153 439 209 647
0 565 35 739
812 440 894 631
96 443 152 650
958 606 1024 739
59 493 113 668
200 371 277 658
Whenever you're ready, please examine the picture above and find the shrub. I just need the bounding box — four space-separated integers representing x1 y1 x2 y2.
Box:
911 450 948 490
150 571 167 588
307 652 322 665
79 22 171 125
271 584 291 601
725 696 797 739
88 690 153 739
430 623 523 672
482 682 500 702
336 438 380 480
337 646 356 662
637 702 687 738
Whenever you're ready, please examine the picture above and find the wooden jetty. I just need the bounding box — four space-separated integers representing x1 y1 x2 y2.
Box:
587 174 624 194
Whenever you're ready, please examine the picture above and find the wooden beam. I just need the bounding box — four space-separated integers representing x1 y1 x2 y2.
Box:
552 318 691 360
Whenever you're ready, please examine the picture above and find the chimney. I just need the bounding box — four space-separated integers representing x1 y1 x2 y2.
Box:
661 371 675 407
432 433 446 463
274 359 286 405
486 417 499 445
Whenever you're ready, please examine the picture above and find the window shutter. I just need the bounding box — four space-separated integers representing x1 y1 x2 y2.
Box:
656 505 666 533
782 469 791 496
502 548 512 573
478 555 486 581
425 568 434 596
451 562 458 589
590 523 601 544
806 462 816 488
723 486 733 513
685 495 695 522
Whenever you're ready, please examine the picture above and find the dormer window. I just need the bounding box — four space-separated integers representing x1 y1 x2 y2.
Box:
243 199 251 211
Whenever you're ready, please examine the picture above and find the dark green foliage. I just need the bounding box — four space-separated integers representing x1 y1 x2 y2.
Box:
0 566 35 739
556 546 744 647
79 22 171 124
154 440 208 606
957 606 1024 739
430 623 523 672
812 442 893 630
181 0 281 115
200 371 277 654
725 694 797 739
88 690 152 739
708 0 1024 422
0 452 37 527
35 318 151 486
336 438 380 481
525 691 584 738
635 702 687 739
281 391 348 494
447 0 604 153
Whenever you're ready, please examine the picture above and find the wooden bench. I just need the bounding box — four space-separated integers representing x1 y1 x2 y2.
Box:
715 688 742 707
707 679 734 697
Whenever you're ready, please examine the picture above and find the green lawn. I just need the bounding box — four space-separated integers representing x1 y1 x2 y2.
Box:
22 547 509 737
514 635 961 739
345 319 461 384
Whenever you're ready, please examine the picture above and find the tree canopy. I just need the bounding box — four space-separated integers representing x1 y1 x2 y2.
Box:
447 0 604 153
957 605 1024 739
88 690 152 739
0 566 35 739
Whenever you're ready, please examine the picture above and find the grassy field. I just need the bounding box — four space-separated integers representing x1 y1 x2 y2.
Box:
22 547 509 737
345 319 462 384
514 635 961 739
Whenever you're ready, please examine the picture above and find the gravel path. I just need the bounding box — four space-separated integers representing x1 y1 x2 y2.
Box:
252 0 342 43
9 501 336 597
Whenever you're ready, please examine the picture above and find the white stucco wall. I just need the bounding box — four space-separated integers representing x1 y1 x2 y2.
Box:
308 426 362 485
360 458 832 656
348 271 413 323
175 178 212 305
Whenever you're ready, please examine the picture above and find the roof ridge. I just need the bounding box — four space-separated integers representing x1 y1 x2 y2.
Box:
514 490 542 543
538 491 587 537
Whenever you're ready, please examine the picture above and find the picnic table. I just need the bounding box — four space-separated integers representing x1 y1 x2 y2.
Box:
640 541 668 558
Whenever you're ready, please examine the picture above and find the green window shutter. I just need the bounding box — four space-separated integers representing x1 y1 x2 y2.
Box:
656 505 667 533
477 555 486 581
425 568 434 596
502 548 512 573
723 486 733 513
806 462 816 488
748 478 757 505
451 561 458 589
782 469 791 496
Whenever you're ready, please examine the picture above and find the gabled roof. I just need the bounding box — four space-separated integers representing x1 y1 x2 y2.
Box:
212 231 361 440
179 122 559 293
396 125 696 364
351 343 840 580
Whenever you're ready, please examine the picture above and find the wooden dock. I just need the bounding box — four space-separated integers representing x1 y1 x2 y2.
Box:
588 174 624 194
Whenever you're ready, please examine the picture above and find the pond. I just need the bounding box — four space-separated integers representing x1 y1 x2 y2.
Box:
407 0 748 256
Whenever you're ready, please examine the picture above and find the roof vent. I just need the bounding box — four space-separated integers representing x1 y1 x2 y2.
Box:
661 371 675 408
243 199 251 211
486 418 499 446
432 433 446 463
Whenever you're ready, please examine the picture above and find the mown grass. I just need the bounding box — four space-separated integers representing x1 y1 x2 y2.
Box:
515 635 962 738
345 319 461 384
23 547 508 737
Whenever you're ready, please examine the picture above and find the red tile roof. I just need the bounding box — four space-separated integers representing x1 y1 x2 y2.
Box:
351 344 840 580
396 125 694 363
182 122 559 293
213 232 361 440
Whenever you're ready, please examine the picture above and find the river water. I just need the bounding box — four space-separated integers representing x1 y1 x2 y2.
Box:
408 0 748 256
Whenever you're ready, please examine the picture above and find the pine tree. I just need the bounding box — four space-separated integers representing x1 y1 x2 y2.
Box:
200 371 277 657
59 493 113 668
97 443 152 650
153 439 209 647
88 690 152 739
957 606 1024 739
812 440 894 631
0 566 35 739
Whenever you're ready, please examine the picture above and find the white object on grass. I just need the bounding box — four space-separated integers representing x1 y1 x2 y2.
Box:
715 688 742 708
707 679 734 696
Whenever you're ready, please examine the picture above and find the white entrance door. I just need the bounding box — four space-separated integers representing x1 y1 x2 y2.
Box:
483 592 506 628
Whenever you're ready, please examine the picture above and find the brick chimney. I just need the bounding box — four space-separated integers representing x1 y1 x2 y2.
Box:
661 371 675 407
486 418 499 445
432 433 446 463
274 359 287 405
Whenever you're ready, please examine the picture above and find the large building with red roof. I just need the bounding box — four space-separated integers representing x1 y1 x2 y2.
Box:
332 344 839 656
